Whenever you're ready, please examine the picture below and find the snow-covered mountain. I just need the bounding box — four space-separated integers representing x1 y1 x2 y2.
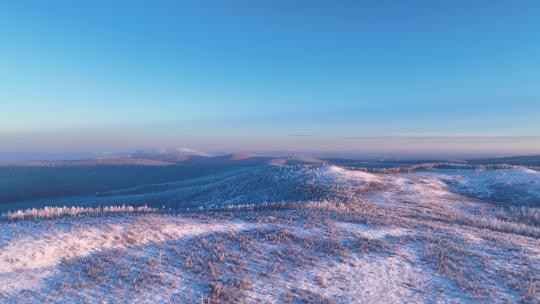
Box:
2 162 538 303
425 167 540 207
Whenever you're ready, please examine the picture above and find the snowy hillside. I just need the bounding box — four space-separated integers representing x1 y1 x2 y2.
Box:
426 167 540 207
1 164 539 303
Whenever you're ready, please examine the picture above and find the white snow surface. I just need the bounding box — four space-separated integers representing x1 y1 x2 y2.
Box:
0 214 480 303
0 216 252 297
322 165 381 182
1 165 539 303
423 167 540 206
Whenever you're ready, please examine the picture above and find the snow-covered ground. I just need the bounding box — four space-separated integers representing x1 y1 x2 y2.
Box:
423 167 540 207
1 164 539 303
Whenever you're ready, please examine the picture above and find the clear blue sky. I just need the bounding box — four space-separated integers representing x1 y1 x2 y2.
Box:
1 0 539 156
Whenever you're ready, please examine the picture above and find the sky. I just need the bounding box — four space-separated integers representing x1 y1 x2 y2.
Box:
1 0 539 158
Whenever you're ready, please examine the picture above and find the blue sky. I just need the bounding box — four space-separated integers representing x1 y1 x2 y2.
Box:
1 0 539 156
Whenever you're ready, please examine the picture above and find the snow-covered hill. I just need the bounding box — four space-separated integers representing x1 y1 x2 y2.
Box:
425 167 540 207
1 164 539 303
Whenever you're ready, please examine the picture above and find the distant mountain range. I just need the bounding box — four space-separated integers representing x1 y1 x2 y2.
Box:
0 148 539 168
468 155 540 167
0 148 328 167
0 149 538 206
